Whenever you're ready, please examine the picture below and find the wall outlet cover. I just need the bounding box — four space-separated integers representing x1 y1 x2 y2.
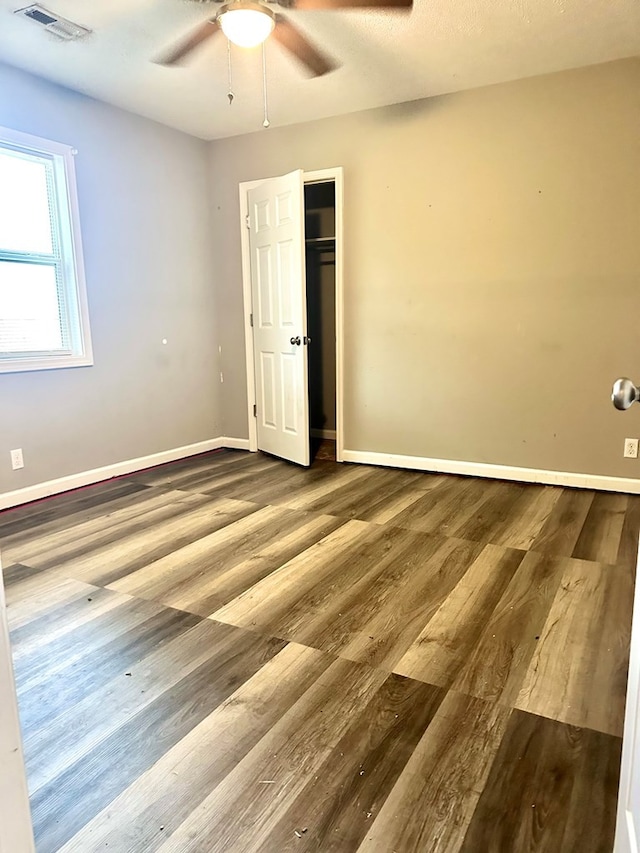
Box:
10 449 24 470
624 438 639 459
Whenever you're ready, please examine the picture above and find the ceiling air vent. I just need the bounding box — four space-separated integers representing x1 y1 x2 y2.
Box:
14 4 91 40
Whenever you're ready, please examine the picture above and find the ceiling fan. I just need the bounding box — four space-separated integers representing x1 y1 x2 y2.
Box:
157 0 413 77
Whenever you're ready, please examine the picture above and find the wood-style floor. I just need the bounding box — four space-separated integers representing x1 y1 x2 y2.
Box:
0 449 636 853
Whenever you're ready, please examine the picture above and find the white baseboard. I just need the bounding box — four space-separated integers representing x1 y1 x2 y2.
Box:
6 439 636 511
311 429 337 440
219 436 251 451
341 449 640 495
0 437 250 511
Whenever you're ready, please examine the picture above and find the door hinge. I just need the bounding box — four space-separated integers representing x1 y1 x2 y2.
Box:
245 214 250 230
249 313 253 327
253 404 257 417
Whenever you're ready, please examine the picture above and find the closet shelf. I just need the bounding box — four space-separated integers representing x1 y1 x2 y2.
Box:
305 237 336 251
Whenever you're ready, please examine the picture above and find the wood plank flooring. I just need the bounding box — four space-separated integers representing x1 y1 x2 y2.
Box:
0 449 636 852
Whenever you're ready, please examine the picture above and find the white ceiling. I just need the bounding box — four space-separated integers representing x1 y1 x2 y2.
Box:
0 0 639 139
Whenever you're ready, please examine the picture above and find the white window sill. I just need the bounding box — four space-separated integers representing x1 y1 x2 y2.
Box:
0 354 94 374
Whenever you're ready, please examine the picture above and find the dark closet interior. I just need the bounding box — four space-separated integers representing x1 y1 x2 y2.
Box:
304 181 336 460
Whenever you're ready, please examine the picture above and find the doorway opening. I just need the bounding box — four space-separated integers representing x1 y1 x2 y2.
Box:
305 180 336 462
239 167 344 466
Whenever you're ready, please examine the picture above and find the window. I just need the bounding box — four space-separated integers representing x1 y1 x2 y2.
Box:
0 125 92 373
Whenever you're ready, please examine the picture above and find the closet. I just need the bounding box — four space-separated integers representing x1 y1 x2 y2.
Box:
304 181 336 460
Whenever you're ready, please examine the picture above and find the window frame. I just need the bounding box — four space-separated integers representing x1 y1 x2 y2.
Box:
0 125 93 374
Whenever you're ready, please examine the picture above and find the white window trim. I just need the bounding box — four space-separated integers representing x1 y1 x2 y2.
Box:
0 124 93 374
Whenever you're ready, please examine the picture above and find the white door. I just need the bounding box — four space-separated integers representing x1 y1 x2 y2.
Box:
248 170 310 466
0 557 35 853
615 538 640 853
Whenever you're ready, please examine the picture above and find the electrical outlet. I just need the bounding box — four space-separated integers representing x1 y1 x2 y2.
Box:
624 438 639 459
10 448 24 470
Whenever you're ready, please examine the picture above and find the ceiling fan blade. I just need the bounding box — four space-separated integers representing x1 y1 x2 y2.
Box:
293 0 411 8
272 17 339 77
156 19 220 66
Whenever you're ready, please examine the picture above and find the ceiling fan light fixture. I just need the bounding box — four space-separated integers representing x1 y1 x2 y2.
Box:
218 4 275 49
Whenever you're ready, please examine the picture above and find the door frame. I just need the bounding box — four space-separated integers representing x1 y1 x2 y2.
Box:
614 534 640 852
0 558 36 853
239 166 344 462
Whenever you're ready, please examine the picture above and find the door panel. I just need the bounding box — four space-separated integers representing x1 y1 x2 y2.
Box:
257 246 273 327
256 198 270 231
249 170 309 466
281 353 299 433
260 352 277 429
277 241 295 327
276 193 293 224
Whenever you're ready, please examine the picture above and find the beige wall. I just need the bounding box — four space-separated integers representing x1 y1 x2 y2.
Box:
210 58 640 479
0 62 220 494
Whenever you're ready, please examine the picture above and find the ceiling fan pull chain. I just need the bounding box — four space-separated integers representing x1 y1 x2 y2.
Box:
227 38 234 105
262 42 270 128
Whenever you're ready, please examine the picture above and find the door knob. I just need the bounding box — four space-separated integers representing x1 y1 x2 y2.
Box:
612 377 640 410
290 336 301 346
